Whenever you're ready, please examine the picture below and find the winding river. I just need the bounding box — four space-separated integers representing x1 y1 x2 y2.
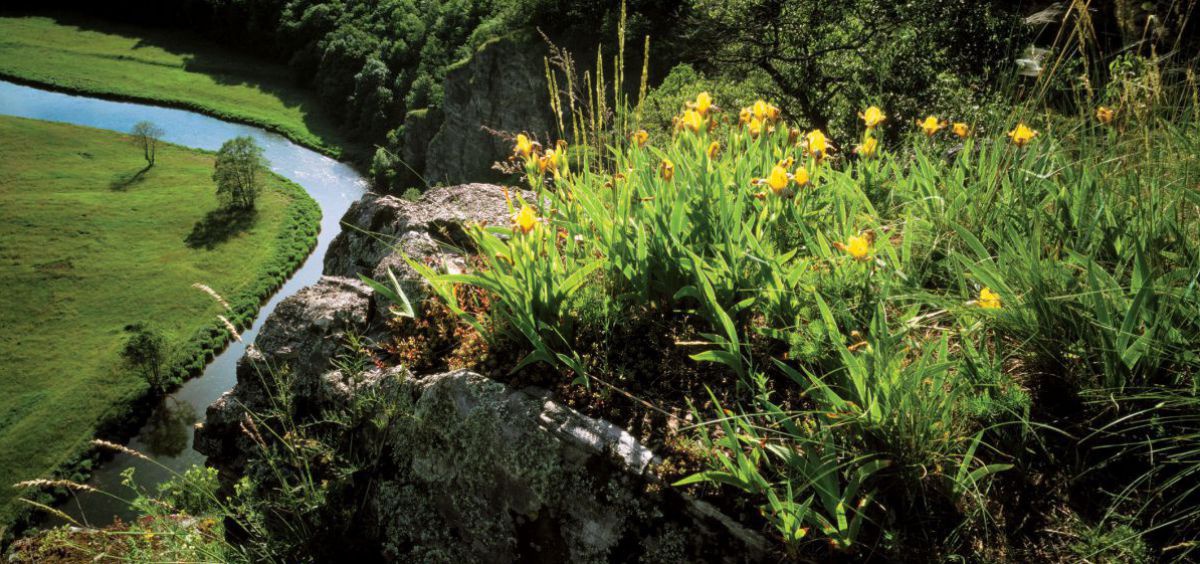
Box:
0 80 367 525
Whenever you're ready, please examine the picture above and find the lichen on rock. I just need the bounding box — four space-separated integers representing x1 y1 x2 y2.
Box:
197 185 767 562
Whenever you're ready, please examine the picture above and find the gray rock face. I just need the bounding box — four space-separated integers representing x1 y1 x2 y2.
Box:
424 35 556 185
398 106 443 186
198 184 768 561
360 369 768 563
324 183 530 321
194 276 372 470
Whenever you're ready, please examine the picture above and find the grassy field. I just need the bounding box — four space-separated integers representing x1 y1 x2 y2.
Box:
0 15 345 157
0 115 318 525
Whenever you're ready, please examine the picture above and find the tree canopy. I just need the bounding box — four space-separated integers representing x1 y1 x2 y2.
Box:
213 136 267 210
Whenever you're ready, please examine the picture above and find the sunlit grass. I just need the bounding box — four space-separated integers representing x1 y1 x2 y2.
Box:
0 115 317 525
0 15 346 157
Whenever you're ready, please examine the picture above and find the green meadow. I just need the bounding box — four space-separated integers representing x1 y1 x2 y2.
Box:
0 115 318 524
0 15 344 156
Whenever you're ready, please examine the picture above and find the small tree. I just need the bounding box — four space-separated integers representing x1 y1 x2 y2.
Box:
213 136 267 209
131 120 165 166
121 324 169 393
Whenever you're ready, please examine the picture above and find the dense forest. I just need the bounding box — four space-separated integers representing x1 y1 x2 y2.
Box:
6 0 1057 190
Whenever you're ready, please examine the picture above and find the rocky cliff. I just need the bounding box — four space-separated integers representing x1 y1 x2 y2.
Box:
420 35 556 186
194 184 768 562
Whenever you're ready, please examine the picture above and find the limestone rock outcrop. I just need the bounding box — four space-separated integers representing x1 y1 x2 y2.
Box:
197 184 769 562
422 35 555 185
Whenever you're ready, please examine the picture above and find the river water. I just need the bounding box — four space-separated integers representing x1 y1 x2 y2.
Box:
0 80 367 525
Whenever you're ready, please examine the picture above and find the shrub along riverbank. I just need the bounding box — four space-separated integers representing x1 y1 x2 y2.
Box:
0 115 319 527
0 15 349 160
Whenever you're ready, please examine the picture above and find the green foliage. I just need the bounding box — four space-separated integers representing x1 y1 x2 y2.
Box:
1068 518 1151 564
414 66 1200 554
121 324 169 394
639 64 777 145
213 136 267 210
679 0 1024 140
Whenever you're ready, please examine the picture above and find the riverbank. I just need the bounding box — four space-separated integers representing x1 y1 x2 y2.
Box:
0 115 320 528
0 15 357 162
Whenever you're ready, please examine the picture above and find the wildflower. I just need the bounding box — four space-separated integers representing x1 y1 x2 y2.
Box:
952 122 970 138
793 166 810 188
514 134 533 158
859 106 886 129
694 91 713 116
748 117 764 139
839 235 871 261
805 129 831 160
752 100 768 120
660 158 675 182
632 129 649 147
513 205 539 234
738 107 751 126
706 140 721 159
978 287 1002 309
857 136 878 158
537 149 553 172
788 127 800 145
918 116 946 137
1096 106 1115 125
681 110 705 133
766 103 781 122
1007 123 1038 147
766 165 790 194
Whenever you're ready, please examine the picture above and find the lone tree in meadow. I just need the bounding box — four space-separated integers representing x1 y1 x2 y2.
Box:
121 324 169 394
131 120 164 166
213 136 267 209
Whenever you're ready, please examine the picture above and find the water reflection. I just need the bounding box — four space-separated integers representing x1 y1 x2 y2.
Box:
140 398 198 458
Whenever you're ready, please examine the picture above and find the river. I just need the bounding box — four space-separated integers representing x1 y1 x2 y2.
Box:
0 79 368 525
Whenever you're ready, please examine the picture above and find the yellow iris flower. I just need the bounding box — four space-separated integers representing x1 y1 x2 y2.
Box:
514 134 533 158
695 92 713 116
844 235 871 261
1007 123 1038 147
805 129 831 160
748 117 764 139
793 166 810 188
514 205 538 234
859 106 886 129
978 287 1002 309
857 136 878 158
766 165 790 194
919 116 946 137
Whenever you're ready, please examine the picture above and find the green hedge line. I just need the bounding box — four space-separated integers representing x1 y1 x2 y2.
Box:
167 176 321 382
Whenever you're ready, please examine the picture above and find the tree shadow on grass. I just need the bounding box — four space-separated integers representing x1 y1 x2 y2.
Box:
185 206 258 250
109 164 152 191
